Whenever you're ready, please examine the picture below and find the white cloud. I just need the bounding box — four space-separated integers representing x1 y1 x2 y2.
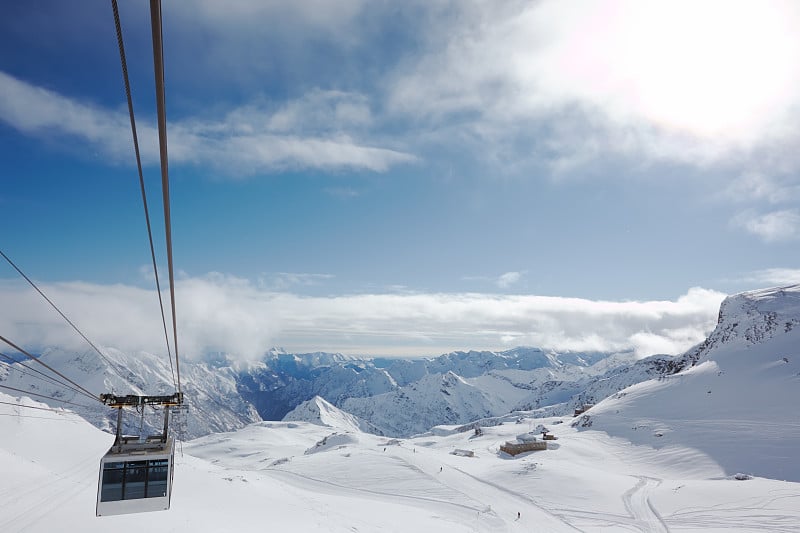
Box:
0 71 415 175
261 272 335 290
463 271 526 289
169 0 371 43
739 268 800 286
496 271 522 289
261 90 373 133
732 209 800 242
0 71 148 161
387 0 800 172
0 277 725 360
723 172 800 206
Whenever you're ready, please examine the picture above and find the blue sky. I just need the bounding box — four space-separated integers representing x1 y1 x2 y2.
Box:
2 0 800 359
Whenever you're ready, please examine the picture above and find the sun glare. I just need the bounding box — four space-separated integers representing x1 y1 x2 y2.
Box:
526 0 800 142
617 1 798 139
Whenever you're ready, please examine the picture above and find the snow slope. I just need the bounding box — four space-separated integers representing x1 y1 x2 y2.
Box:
3 391 799 532
575 284 800 481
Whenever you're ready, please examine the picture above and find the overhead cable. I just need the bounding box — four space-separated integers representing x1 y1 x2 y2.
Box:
0 413 79 422
0 383 94 409
111 0 177 391
0 250 133 388
0 335 101 404
149 0 181 394
0 399 79 414
0 352 98 402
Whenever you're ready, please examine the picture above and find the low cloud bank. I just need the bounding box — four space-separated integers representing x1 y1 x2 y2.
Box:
0 276 726 360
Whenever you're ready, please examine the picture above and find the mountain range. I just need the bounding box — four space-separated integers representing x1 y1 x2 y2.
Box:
2 285 798 452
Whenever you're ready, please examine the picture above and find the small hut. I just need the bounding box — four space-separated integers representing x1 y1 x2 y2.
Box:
500 434 547 456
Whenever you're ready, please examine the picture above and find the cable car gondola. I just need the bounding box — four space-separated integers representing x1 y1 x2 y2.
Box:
96 0 184 517
96 393 181 517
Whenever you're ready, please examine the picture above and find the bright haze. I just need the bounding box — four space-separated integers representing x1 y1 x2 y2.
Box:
1 0 799 359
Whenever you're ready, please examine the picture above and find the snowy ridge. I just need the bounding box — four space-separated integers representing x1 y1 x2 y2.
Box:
337 351 649 437
0 347 261 439
341 370 501 437
283 395 383 435
15 286 796 441
238 347 638 437
682 283 800 365
574 285 800 481
1 342 659 439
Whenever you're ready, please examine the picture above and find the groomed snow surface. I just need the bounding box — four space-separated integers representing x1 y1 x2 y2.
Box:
2 392 799 532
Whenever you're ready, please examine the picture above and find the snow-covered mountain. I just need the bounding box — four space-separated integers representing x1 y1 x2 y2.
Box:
5 284 799 444
249 347 638 436
283 395 384 435
234 349 397 421
3 342 641 439
0 347 261 439
0 343 685 439
573 284 800 481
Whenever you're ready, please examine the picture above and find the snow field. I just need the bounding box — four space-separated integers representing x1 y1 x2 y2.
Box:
3 391 800 532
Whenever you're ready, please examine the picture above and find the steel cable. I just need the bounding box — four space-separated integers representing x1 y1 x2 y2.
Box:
0 335 101 404
149 0 181 395
0 352 97 402
0 383 94 409
111 0 177 391
0 399 82 414
0 250 133 389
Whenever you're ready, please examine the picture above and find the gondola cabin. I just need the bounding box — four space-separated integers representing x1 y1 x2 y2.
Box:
96 435 175 516
96 393 182 516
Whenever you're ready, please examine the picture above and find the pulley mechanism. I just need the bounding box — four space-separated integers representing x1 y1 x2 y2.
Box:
101 392 183 408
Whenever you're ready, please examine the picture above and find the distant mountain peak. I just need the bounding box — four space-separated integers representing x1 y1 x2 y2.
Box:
282 395 382 435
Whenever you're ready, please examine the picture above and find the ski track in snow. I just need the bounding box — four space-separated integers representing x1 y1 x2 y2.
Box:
663 488 800 532
546 507 643 531
622 476 669 533
271 442 578 531
445 463 582 531
0 454 96 532
269 466 486 514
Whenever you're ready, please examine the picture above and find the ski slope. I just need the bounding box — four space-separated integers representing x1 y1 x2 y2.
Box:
3 392 799 532
576 285 800 482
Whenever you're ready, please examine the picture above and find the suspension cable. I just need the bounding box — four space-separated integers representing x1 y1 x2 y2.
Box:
0 383 95 409
150 0 181 395
0 250 133 388
111 0 177 391
0 412 79 422
0 399 79 414
0 352 97 401
0 335 102 404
